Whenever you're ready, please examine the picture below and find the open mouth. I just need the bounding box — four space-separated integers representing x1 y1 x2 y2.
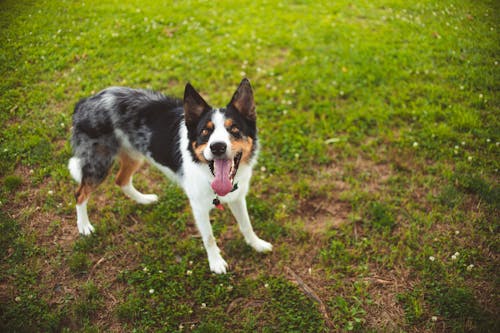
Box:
209 151 242 197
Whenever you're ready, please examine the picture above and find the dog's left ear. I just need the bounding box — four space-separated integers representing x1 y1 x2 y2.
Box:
229 78 256 121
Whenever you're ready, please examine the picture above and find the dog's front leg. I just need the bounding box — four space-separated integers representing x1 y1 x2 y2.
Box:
190 203 228 274
228 197 273 253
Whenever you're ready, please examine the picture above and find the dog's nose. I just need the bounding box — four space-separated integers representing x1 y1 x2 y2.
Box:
210 142 227 156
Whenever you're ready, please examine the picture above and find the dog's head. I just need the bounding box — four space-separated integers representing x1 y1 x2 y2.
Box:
184 79 258 196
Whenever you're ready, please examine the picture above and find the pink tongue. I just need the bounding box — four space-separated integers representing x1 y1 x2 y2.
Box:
211 159 233 196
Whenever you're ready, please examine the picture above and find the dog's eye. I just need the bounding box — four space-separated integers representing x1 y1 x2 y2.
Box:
201 128 211 136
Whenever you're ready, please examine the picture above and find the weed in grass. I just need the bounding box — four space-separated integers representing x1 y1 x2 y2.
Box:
264 277 328 332
397 289 425 325
366 201 396 232
438 183 463 208
2 175 23 192
68 252 91 275
73 282 104 322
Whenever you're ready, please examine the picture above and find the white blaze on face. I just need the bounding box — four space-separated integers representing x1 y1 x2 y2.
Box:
203 110 232 161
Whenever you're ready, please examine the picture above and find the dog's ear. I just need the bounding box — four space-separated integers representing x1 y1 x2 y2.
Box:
184 83 211 126
228 78 256 121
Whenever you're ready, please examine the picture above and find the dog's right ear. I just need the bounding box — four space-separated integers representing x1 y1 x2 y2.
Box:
184 83 211 126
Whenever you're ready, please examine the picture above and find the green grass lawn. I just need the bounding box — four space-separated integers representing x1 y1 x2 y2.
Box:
1 0 498 331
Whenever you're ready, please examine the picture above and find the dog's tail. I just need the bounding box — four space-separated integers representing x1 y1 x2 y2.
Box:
68 157 82 183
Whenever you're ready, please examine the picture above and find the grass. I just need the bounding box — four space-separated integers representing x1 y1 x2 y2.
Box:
0 0 498 331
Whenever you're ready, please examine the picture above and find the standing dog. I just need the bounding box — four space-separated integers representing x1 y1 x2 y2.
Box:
68 79 272 274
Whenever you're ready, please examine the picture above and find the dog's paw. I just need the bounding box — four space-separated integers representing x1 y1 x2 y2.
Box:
78 221 95 235
250 238 273 253
135 193 158 205
209 255 229 274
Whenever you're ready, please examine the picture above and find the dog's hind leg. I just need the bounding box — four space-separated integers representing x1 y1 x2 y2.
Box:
70 137 117 235
74 181 95 235
115 152 158 205
69 157 96 235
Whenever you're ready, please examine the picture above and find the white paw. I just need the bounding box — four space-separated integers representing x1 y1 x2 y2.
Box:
208 255 229 274
78 221 95 235
134 193 158 205
250 238 273 253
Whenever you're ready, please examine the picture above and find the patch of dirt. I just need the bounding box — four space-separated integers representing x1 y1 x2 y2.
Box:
298 155 393 237
363 266 415 332
302 199 351 235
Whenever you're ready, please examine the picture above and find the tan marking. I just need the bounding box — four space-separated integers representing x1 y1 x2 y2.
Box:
75 183 93 205
206 121 214 129
230 137 254 163
115 152 143 187
192 141 208 162
224 119 233 128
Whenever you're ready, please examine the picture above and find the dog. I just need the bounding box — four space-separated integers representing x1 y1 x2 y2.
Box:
68 79 272 274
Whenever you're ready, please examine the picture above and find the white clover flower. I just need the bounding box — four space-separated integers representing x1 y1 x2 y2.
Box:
413 142 419 148
455 230 460 235
429 256 435 262
149 289 154 294
48 190 54 195
143 267 148 272
15 296 21 302
431 316 438 322
451 254 457 261
227 285 234 291
264 283 269 288
186 270 192 276
201 303 207 308
468 156 473 161
467 264 474 271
